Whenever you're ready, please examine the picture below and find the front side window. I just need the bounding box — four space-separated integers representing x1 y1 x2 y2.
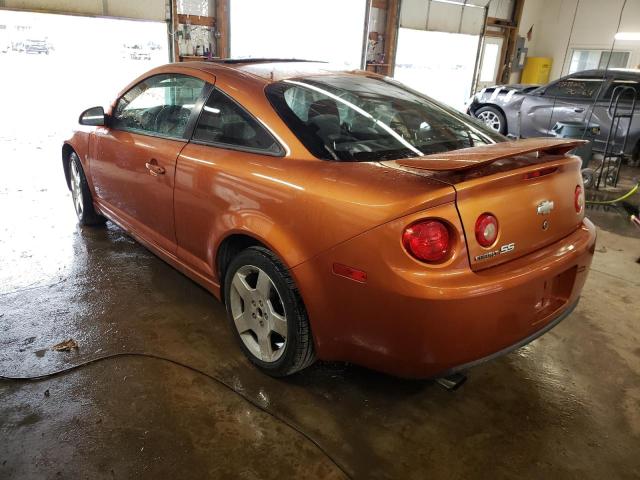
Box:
543 76 603 99
112 74 206 138
265 74 503 162
192 89 282 154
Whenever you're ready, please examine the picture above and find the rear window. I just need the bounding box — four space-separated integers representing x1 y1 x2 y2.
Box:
265 74 503 161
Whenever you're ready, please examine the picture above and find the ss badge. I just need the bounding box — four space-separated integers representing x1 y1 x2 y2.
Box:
474 242 516 261
500 242 515 253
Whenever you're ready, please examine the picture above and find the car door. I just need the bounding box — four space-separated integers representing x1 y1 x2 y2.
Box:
173 88 284 279
588 74 640 154
91 74 208 254
519 73 605 138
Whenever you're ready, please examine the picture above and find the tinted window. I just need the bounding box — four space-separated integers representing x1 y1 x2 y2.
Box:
601 78 640 100
544 76 603 99
113 74 205 138
266 75 503 162
193 89 282 154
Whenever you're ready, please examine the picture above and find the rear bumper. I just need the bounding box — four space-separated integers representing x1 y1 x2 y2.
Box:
439 298 579 377
292 207 596 378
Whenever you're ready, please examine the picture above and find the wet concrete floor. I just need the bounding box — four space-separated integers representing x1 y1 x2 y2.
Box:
1 135 640 479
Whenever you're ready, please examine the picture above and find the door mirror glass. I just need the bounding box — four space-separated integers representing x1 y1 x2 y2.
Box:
79 106 105 126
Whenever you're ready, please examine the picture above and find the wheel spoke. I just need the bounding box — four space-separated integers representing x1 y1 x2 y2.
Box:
258 331 273 361
267 301 287 337
232 273 253 302
255 270 271 297
233 310 253 334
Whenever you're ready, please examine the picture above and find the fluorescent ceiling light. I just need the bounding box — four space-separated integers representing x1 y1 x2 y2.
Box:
615 32 640 41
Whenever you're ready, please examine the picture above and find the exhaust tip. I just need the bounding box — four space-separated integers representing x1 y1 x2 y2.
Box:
436 372 467 391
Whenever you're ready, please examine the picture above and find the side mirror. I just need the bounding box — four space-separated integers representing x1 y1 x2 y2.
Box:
79 106 106 126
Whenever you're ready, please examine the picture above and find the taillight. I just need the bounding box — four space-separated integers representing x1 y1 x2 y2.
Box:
523 166 558 180
475 213 499 247
574 185 584 213
402 220 450 263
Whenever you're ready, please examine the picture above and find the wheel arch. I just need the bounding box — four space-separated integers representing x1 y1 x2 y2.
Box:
215 232 292 304
61 143 75 190
473 103 508 131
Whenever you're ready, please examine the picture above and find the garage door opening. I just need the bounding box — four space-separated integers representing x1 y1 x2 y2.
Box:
0 9 169 142
229 0 366 67
394 28 479 111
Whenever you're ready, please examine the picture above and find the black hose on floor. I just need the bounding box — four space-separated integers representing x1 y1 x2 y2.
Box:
0 352 352 480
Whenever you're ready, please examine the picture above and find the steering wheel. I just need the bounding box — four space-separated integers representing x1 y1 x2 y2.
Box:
154 105 191 135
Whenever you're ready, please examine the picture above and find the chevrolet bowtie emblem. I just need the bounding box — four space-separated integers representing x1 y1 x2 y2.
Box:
537 200 555 215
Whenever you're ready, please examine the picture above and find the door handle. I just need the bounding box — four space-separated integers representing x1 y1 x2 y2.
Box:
145 159 166 176
573 108 585 113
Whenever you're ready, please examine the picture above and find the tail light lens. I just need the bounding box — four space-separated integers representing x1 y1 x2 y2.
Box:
575 185 584 213
475 213 499 247
402 220 450 262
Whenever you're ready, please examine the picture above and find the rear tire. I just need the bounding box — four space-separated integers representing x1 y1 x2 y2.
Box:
475 106 507 134
581 168 595 189
68 151 105 226
224 246 315 377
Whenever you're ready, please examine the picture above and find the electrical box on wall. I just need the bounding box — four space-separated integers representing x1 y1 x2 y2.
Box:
512 36 527 72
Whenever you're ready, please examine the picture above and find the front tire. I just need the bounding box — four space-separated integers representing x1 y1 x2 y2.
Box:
475 106 507 134
68 151 105 226
224 246 315 377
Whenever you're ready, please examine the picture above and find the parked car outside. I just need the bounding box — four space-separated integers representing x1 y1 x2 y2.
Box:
62 61 595 378
24 38 50 55
467 69 640 164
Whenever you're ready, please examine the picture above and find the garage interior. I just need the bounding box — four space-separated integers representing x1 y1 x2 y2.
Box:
1 0 639 478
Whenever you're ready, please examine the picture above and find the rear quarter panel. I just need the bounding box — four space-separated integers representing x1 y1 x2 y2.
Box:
173 146 455 288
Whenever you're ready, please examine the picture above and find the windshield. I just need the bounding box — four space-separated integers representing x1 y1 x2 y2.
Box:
265 74 505 161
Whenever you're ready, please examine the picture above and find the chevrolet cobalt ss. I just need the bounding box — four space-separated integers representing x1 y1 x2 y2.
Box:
62 60 596 378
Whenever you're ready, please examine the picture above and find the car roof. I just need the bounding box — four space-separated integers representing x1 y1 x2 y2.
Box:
173 59 361 83
568 68 640 78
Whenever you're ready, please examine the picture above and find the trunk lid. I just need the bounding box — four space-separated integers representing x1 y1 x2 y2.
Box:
383 138 586 271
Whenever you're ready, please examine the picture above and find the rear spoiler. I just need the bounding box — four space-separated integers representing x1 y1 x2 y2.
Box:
395 138 587 172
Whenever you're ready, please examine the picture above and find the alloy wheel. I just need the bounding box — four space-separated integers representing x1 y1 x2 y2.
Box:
229 265 288 362
477 110 502 131
70 159 84 217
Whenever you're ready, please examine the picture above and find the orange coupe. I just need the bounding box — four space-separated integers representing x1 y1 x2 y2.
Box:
62 60 596 378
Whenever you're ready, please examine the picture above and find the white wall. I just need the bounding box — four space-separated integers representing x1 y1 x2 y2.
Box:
518 0 640 81
0 0 167 21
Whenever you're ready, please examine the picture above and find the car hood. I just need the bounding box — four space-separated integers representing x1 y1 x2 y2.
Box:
467 83 539 109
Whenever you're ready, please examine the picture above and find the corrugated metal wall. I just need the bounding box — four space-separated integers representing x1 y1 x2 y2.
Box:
0 0 167 21
400 0 513 35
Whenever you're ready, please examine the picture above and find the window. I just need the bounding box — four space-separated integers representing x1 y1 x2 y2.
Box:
192 89 282 154
569 49 630 74
601 78 640 101
265 75 503 162
112 74 206 138
543 76 603 99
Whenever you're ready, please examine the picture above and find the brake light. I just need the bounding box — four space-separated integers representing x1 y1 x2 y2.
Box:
575 185 584 213
524 166 558 180
402 220 450 262
475 213 499 247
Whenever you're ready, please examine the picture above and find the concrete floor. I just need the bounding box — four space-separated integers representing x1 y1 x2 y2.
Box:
1 135 640 480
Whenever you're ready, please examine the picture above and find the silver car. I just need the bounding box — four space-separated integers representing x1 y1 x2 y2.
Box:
467 69 640 164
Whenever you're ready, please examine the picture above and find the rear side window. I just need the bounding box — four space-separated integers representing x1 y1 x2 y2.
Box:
601 78 640 100
544 76 603 99
192 89 282 155
112 74 206 138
